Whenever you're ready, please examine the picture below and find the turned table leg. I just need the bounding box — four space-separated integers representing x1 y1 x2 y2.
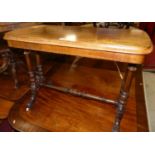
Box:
10 51 19 89
35 53 45 85
112 64 137 132
0 48 19 89
0 50 9 73
24 51 37 111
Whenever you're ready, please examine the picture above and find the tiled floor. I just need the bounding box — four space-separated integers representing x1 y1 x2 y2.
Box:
143 71 155 131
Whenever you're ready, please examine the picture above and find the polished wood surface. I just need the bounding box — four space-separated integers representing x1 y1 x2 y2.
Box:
0 22 41 33
0 98 14 119
0 58 29 101
4 25 153 64
8 58 141 132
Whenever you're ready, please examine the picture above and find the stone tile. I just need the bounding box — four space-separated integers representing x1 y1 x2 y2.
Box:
143 71 155 131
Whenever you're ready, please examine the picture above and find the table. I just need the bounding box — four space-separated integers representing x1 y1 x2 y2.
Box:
4 25 153 131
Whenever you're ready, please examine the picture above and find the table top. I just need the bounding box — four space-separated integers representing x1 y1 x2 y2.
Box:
4 25 153 64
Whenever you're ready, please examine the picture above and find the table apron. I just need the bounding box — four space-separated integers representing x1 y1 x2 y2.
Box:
7 40 145 64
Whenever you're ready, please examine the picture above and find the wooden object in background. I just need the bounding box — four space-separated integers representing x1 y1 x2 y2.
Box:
0 22 42 88
0 22 41 33
0 98 14 119
139 22 155 70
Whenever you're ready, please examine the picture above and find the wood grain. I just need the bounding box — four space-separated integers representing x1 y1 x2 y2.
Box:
4 25 153 64
0 98 14 119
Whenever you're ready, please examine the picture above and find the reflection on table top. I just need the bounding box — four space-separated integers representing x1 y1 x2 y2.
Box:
4 24 153 54
4 25 153 64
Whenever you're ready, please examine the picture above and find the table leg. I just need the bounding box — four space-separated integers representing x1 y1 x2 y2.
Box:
10 51 19 89
35 53 45 85
112 64 137 131
0 48 19 89
24 51 37 111
0 50 10 73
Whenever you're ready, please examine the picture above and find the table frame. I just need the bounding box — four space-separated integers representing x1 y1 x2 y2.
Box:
24 50 137 132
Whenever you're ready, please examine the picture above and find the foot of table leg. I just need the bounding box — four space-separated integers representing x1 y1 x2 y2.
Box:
24 51 37 111
112 91 128 131
112 64 137 132
26 71 37 111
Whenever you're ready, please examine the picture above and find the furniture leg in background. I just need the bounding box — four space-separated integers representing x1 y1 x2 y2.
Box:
0 48 19 89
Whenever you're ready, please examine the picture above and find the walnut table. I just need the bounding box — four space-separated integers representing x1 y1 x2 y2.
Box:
4 25 153 131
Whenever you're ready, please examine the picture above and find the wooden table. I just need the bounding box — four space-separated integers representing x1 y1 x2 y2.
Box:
4 25 153 131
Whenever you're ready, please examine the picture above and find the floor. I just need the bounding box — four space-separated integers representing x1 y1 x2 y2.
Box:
143 71 155 131
0 53 148 132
